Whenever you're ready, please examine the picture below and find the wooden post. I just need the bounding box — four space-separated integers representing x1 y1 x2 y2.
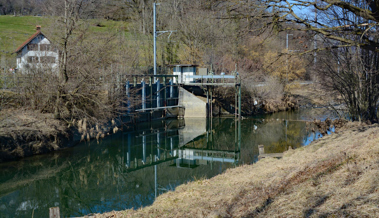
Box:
49 207 60 218
258 145 265 156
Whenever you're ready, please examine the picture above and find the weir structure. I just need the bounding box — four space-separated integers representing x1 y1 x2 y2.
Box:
120 71 242 121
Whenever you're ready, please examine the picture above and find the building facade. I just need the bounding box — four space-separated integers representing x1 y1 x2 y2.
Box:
169 64 198 84
14 26 58 73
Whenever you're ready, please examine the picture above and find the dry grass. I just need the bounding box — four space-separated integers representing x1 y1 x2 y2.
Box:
290 83 335 107
0 109 69 161
91 122 379 218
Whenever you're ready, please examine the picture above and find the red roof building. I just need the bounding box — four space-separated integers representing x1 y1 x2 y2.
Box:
15 26 59 72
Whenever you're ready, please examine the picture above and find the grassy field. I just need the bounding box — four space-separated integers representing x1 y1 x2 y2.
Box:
0 16 46 54
93 122 379 218
0 15 130 67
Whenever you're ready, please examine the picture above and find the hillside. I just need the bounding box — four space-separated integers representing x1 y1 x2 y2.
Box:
93 122 379 217
0 15 129 68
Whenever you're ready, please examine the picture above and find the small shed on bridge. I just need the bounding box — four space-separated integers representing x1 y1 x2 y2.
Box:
168 64 198 84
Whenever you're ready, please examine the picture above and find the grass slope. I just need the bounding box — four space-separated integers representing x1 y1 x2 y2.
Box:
93 122 379 218
0 15 45 54
0 15 129 66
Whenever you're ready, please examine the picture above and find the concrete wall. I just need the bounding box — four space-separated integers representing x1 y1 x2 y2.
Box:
178 118 206 146
179 87 207 118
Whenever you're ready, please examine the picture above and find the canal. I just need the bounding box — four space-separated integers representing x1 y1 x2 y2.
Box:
0 108 335 217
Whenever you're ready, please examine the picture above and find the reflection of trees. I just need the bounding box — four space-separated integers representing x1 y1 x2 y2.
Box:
0 119 224 217
0 111 321 217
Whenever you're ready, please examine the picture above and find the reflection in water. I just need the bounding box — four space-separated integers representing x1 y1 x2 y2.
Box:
0 109 333 217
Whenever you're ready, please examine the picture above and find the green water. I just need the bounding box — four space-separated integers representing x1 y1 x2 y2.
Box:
0 109 335 217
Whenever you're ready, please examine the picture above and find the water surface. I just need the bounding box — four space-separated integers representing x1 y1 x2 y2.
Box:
0 108 335 217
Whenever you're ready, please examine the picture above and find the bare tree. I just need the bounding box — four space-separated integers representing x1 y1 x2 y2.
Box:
256 0 379 122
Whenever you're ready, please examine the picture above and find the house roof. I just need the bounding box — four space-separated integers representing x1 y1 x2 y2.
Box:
14 30 46 53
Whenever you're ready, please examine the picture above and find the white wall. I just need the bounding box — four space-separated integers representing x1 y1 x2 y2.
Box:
172 66 196 83
16 34 59 73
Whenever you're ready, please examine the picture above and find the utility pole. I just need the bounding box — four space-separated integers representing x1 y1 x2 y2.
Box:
153 2 176 80
153 2 158 77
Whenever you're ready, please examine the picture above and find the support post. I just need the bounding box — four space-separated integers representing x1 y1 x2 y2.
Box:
142 80 146 110
153 2 157 77
206 88 209 117
150 77 153 108
235 86 237 120
127 133 131 168
49 207 60 218
156 79 160 108
157 131 160 159
143 131 146 164
238 79 241 120
210 87 213 118
163 77 166 106
258 145 265 155
169 79 173 99
125 80 130 114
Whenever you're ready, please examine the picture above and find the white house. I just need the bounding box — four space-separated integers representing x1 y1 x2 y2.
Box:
168 64 198 84
14 26 59 73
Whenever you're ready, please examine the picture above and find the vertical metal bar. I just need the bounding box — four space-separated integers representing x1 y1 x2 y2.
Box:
235 86 237 120
142 80 146 109
169 79 173 99
238 116 241 152
163 77 166 106
157 131 160 159
126 80 130 114
143 131 146 164
206 88 209 117
238 83 241 120
210 88 213 118
170 137 173 156
156 79 160 108
127 133 131 168
154 163 157 199
150 76 153 108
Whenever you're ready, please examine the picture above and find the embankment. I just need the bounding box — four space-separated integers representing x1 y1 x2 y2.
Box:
0 109 74 162
94 122 379 218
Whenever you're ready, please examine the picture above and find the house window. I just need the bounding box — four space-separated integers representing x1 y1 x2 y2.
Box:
40 56 56 64
27 56 38 63
27 44 38 51
40 44 51 51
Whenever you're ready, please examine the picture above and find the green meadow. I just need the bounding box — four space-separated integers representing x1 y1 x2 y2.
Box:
0 15 130 67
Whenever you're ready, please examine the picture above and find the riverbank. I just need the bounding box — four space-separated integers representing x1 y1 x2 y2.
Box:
93 122 379 217
0 83 339 163
0 109 74 162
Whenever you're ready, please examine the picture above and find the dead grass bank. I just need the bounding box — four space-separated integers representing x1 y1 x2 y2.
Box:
93 122 379 218
0 109 71 162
